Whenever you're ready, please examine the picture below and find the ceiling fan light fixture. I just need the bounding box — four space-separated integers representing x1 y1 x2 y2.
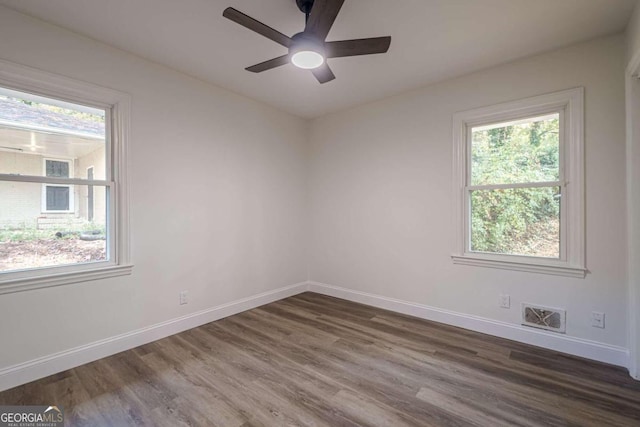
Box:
291 50 324 69
289 34 325 70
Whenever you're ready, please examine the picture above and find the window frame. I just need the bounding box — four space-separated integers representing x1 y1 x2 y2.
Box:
451 88 585 278
41 158 75 213
0 59 132 294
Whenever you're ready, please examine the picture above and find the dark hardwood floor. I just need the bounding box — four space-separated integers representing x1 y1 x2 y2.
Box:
2 292 640 426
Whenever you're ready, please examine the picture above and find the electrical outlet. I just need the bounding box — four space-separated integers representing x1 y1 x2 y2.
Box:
591 311 605 328
499 294 510 309
179 291 188 305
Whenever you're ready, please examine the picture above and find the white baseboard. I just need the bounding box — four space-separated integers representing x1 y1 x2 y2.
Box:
2 280 631 392
0 282 309 392
308 281 630 369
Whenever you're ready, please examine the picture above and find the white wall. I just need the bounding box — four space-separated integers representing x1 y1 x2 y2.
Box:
626 1 640 379
0 7 308 369
309 35 628 349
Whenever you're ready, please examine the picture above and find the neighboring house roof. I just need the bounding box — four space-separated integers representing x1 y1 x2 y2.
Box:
0 97 104 138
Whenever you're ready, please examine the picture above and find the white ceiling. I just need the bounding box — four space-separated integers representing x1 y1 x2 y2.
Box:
0 127 103 160
0 0 636 118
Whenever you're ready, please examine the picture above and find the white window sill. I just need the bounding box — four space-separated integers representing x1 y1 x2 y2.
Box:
0 263 134 295
451 254 586 278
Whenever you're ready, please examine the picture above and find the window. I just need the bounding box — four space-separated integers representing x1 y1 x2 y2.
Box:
43 159 74 212
452 88 585 277
0 59 131 294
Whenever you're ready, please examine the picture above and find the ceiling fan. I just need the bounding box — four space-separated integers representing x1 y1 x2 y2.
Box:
222 0 391 84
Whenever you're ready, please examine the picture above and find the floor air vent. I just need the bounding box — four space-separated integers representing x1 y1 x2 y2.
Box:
522 304 566 333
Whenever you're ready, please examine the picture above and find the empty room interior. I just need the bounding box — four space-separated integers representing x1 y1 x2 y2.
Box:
1 0 640 425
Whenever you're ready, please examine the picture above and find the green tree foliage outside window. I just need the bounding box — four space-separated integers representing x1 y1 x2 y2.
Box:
470 115 561 258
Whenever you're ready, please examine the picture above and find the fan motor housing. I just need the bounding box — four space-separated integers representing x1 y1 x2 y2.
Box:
291 32 321 45
289 32 325 57
296 0 315 14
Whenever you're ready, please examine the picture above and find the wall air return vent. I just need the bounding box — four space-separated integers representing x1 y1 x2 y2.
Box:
522 303 566 333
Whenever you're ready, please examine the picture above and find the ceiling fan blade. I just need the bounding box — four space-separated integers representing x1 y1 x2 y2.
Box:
223 7 291 48
305 0 345 40
311 63 336 84
246 55 290 73
325 36 391 58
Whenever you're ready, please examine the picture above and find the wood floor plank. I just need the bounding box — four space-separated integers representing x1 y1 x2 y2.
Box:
1 292 639 426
